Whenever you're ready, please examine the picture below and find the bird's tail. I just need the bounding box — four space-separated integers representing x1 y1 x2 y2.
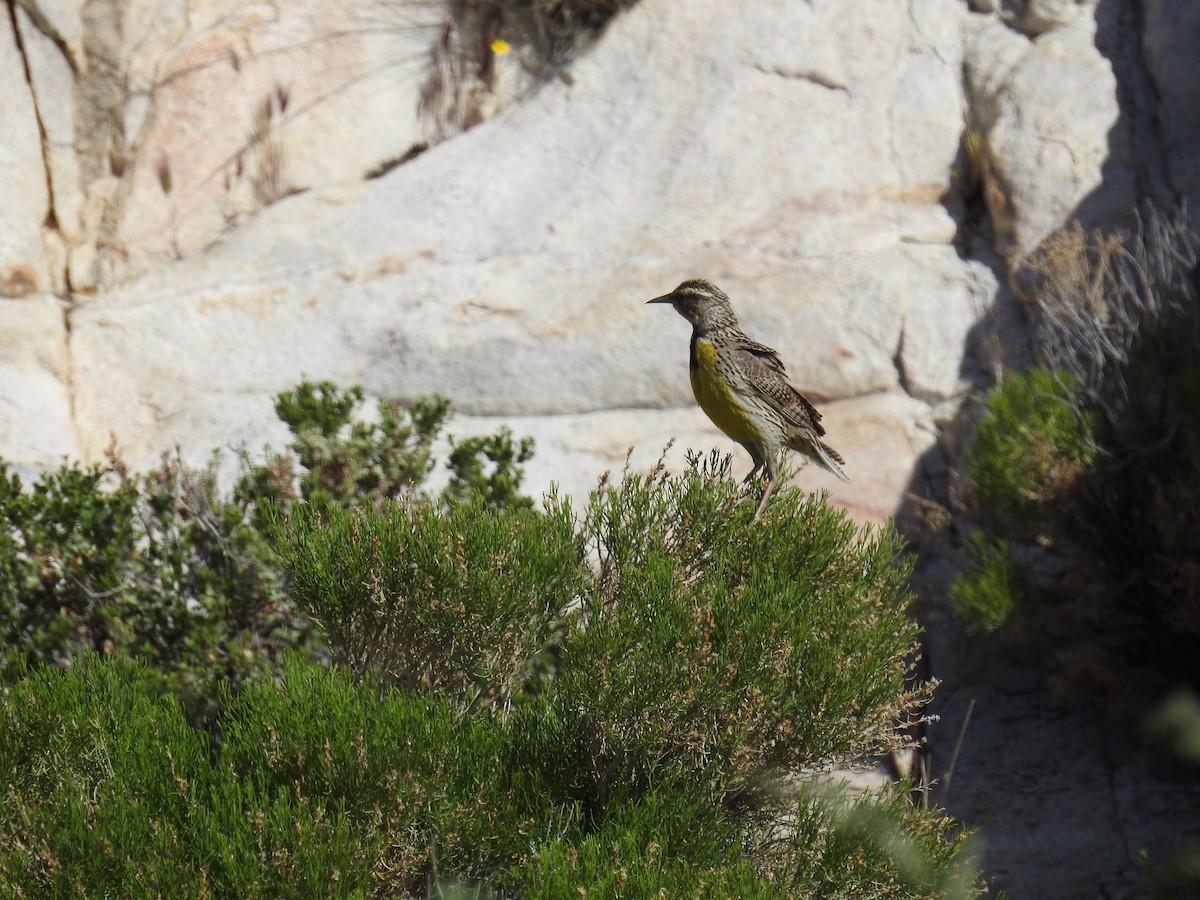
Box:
800 438 850 483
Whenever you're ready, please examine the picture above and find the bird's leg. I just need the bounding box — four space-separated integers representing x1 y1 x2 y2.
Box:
740 453 764 501
751 455 779 522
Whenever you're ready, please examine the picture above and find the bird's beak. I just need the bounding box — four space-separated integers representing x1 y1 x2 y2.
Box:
646 293 675 305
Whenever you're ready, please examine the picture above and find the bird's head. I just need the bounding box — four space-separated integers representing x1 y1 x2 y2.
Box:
647 279 739 332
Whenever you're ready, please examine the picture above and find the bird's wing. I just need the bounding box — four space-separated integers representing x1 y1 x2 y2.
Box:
732 345 827 438
732 335 789 375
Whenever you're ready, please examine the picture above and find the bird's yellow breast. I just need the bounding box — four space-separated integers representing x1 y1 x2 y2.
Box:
689 337 764 448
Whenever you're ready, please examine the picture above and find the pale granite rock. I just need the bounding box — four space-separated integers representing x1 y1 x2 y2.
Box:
66 0 985 488
0 295 79 476
966 10 1135 263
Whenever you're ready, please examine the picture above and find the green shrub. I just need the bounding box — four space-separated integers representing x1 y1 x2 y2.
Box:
968 368 1095 533
0 654 247 897
0 461 138 667
239 380 535 514
264 449 959 881
556 451 927 812
443 427 536 510
0 381 537 723
780 782 981 899
0 653 541 897
243 381 450 512
264 498 581 705
1 414 983 897
514 781 981 899
268 449 928 813
0 452 305 721
215 655 540 894
1140 689 1200 895
950 533 1033 634
0 651 979 899
512 791 781 899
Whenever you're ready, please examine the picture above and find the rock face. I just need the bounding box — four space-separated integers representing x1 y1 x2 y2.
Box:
7 0 1003 525
965 11 1135 261
2 0 1193 497
2 1 1200 893
1143 0 1200 214
0 296 78 482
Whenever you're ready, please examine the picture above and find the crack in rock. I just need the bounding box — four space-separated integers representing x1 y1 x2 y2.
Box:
753 62 849 94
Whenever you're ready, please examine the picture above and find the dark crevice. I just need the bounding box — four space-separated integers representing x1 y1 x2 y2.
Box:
7 0 72 301
1094 0 1177 216
893 322 911 396
8 0 57 221
13 0 78 74
8 0 78 443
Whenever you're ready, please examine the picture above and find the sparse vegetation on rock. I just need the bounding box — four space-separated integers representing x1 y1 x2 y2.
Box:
951 210 1200 710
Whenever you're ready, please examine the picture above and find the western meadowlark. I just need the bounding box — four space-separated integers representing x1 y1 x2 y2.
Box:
647 278 848 520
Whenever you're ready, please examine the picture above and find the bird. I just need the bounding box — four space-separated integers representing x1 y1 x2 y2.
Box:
647 278 848 521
